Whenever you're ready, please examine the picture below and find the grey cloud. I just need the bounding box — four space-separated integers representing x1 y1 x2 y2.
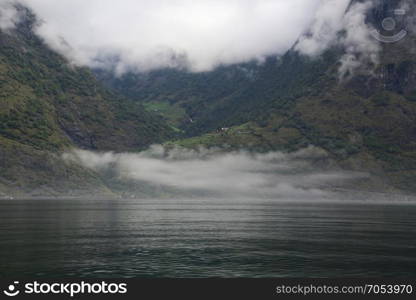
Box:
2 0 387 77
296 0 380 78
0 0 20 31
11 0 343 73
338 1 380 79
295 0 351 56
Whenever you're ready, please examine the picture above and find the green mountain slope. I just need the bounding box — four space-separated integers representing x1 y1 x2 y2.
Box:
95 51 338 137
0 9 174 196
2 1 415 195
167 40 416 191
97 1 416 192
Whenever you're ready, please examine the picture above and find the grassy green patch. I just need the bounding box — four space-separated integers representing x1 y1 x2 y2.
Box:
143 101 188 127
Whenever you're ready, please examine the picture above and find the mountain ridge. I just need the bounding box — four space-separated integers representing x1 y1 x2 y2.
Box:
95 0 416 193
1 1 416 196
0 7 175 196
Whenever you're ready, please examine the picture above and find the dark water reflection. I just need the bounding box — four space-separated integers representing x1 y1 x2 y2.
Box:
0 198 415 277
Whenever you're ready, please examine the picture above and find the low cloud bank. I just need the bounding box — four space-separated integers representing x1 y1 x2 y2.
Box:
64 146 364 199
1 0 384 76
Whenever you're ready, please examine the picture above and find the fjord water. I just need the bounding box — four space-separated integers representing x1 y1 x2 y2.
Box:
0 198 415 278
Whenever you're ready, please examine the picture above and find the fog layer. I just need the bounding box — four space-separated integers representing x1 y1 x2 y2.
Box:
64 146 364 199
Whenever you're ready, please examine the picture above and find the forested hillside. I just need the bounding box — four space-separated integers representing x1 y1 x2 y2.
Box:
0 8 174 196
97 0 416 192
1 1 416 196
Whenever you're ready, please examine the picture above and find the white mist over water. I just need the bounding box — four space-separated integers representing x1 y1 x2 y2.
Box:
64 146 364 199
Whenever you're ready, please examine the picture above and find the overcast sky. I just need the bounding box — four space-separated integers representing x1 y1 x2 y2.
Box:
0 0 380 74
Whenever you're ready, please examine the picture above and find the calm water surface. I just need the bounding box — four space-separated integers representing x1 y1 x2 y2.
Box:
0 198 415 277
